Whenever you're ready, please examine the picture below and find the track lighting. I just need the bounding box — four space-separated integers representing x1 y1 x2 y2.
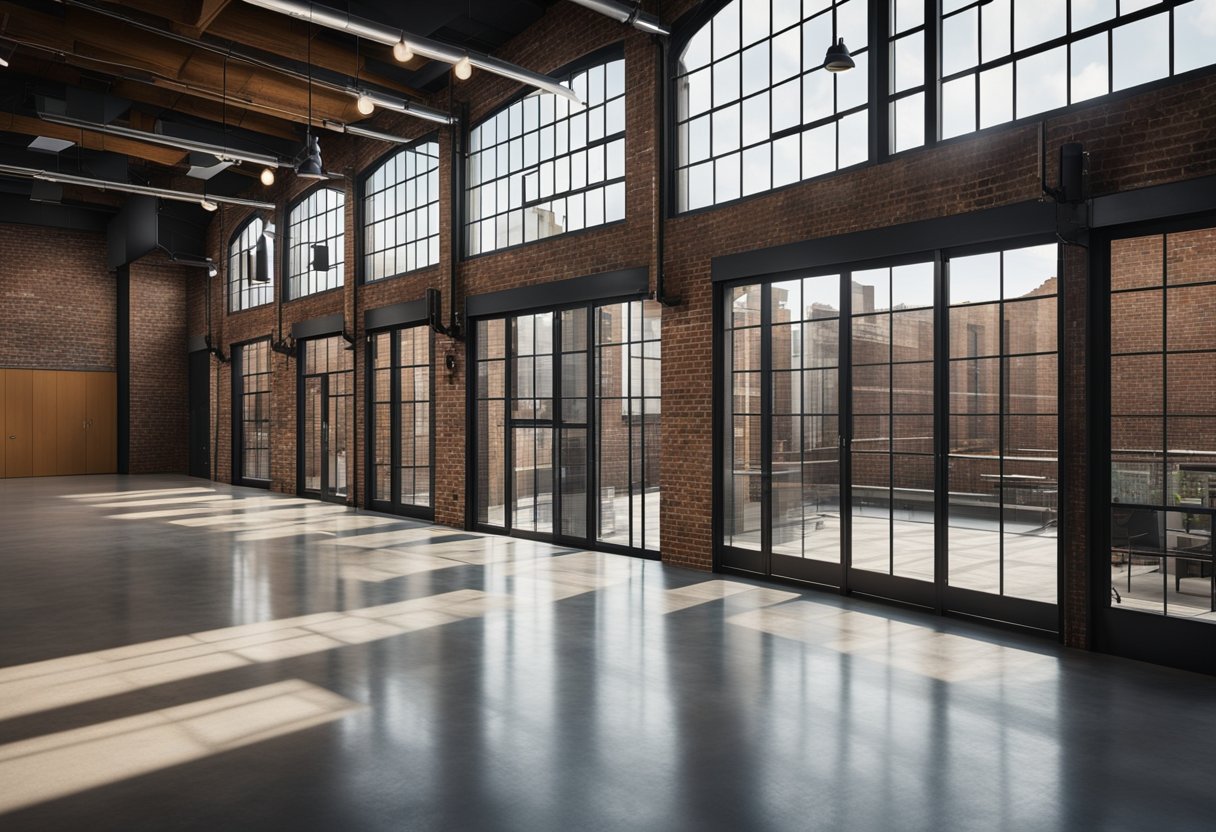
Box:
393 39 413 62
824 38 855 72
200 198 218 212
454 56 472 80
356 93 375 115
260 166 275 186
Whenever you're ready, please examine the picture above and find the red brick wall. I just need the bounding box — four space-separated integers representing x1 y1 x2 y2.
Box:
128 252 190 474
0 225 115 371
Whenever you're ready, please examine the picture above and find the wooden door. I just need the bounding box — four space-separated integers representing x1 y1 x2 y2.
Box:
31 371 56 476
0 371 5 476
56 371 88 475
86 372 117 474
3 369 33 478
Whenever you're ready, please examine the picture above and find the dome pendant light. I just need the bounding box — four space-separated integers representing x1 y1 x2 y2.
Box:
824 38 855 72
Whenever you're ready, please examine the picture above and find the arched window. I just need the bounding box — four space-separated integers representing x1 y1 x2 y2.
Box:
286 186 345 299
362 139 440 282
466 51 626 255
228 216 273 312
675 0 869 212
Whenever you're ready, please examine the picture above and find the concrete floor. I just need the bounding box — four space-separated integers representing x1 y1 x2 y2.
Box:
0 475 1213 832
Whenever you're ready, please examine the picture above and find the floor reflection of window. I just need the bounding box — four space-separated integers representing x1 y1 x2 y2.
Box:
1110 227 1216 621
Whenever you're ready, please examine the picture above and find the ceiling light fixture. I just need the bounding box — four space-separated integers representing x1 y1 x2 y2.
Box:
240 0 584 105
356 93 375 115
824 38 855 72
348 89 455 125
200 197 219 211
453 56 472 81
392 39 413 62
260 166 276 186
322 119 413 144
297 20 325 179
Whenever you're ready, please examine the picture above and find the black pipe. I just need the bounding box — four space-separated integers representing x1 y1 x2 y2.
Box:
654 22 678 306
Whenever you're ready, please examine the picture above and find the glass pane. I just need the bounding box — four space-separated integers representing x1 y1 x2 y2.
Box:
948 456 1001 593
1111 234 1163 291
893 453 935 581
1110 290 1162 354
851 451 890 573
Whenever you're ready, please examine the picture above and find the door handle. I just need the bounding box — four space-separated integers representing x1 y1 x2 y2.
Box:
7 435 14 440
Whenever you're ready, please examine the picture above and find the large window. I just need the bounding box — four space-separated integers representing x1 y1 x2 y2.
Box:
466 54 626 255
287 187 345 299
1109 225 1216 620
228 217 272 312
369 325 432 514
675 0 869 211
362 141 440 282
474 299 661 552
938 0 1216 143
234 339 271 484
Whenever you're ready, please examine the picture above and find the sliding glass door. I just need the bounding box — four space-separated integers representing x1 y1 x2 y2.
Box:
720 243 1059 629
474 299 661 555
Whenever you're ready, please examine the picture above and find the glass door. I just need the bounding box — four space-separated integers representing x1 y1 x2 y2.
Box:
368 325 433 518
474 299 662 555
723 276 844 586
847 261 937 605
719 244 1059 628
300 335 352 501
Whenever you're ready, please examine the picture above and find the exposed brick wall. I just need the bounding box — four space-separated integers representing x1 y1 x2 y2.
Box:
182 0 1216 651
0 225 116 371
128 252 189 474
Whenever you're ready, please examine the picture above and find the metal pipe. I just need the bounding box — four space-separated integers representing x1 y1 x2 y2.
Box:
241 0 585 105
353 89 456 124
567 0 671 36
321 119 413 144
39 112 284 168
0 164 277 210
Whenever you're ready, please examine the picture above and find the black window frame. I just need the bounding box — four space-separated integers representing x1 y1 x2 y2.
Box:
227 215 273 314
465 43 628 259
232 336 272 488
284 182 347 302
358 134 442 285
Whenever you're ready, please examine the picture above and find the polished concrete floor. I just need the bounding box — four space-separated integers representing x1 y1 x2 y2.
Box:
1 475 1213 832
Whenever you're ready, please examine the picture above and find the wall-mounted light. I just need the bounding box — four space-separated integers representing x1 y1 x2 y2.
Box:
393 40 413 62
824 38 855 72
453 56 472 81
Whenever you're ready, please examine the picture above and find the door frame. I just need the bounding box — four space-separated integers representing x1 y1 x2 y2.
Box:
232 338 272 489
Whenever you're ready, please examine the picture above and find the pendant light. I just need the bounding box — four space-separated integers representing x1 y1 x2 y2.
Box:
297 21 325 179
824 38 855 72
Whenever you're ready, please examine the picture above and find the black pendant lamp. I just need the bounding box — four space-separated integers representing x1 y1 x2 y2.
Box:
824 38 855 72
297 21 326 179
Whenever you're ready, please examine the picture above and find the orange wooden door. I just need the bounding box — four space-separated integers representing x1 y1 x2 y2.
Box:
56 371 88 475
86 372 118 474
3 370 33 478
31 371 56 476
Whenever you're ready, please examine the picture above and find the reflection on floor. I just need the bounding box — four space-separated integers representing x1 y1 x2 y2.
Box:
0 475 1212 831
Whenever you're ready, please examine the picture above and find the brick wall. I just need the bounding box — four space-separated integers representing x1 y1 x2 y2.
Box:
128 252 190 474
0 225 115 371
183 0 1216 649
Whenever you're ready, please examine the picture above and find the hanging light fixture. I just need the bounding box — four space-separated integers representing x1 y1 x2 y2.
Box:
453 56 472 80
392 39 413 62
824 38 855 72
297 20 325 179
260 166 276 186
200 197 219 211
356 93 375 115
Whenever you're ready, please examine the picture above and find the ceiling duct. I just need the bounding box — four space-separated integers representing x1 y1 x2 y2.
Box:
241 0 586 106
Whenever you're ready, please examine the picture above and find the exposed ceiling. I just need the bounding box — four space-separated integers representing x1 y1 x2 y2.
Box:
0 0 555 225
